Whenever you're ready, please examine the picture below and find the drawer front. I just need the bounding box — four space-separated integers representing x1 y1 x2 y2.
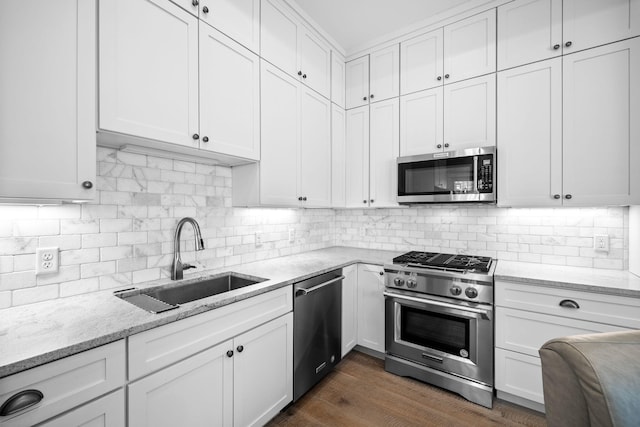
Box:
39 389 125 427
0 340 125 427
495 348 544 404
495 307 629 357
128 285 292 380
495 280 640 329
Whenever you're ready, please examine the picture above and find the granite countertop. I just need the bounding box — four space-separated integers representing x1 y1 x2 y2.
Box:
0 247 400 379
494 260 640 298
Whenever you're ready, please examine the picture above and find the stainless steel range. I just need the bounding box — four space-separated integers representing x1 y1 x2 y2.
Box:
384 251 495 408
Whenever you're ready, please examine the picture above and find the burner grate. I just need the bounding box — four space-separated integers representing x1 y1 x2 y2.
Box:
393 251 492 273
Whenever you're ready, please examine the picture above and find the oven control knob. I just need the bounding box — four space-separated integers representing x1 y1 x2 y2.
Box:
465 287 478 299
450 285 462 296
393 277 405 286
406 279 417 288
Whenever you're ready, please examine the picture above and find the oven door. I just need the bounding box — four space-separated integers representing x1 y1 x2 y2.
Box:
384 290 493 385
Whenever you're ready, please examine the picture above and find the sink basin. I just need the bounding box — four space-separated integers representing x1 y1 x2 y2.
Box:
116 272 267 313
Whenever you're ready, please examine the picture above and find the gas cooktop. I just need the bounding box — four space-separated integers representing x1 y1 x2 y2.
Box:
392 251 493 274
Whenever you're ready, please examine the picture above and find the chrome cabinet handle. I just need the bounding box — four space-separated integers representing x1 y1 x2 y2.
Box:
237 345 244 353
444 74 450 79
192 133 199 140
437 144 442 149
82 181 93 189
565 194 572 200
553 194 561 199
0 389 44 416
226 350 233 357
559 299 580 309
202 136 209 143
202 5 209 13
553 44 560 50
437 76 442 81
565 41 572 47
295 276 344 297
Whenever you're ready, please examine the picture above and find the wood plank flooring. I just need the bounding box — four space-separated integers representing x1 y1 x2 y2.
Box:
268 351 547 427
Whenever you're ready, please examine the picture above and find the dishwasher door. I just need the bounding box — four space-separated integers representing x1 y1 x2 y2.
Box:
293 269 343 402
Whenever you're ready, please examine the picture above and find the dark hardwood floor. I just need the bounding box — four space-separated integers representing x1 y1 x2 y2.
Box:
268 351 547 427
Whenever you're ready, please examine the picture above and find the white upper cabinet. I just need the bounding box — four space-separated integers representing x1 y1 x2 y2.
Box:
345 106 370 207
99 0 199 148
562 38 640 206
369 98 400 208
200 0 260 53
261 0 331 98
331 51 346 108
497 0 562 70
498 0 640 70
0 0 96 203
497 58 563 207
200 25 260 160
443 9 496 84
400 28 444 95
345 56 370 109
331 105 347 207
400 87 443 156
346 45 400 109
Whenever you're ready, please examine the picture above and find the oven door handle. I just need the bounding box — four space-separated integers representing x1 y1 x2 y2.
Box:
383 291 491 320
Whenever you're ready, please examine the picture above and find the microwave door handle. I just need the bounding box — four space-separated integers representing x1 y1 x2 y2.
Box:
474 156 479 193
383 291 491 320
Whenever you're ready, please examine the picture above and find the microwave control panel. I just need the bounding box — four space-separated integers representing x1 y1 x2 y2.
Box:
477 155 493 193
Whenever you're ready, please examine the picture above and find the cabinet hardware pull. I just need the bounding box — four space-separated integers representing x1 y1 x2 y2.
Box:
444 74 450 79
0 389 44 416
363 200 367 204
192 133 199 140
370 94 374 99
553 194 561 199
298 70 302 76
565 41 572 47
444 143 449 148
202 136 209 142
226 350 234 357
302 196 307 201
437 144 442 149
379 271 384 276
363 96 367 101
437 76 442 81
559 299 580 309
192 0 198 6
82 181 93 189
298 196 303 201
553 44 560 50
237 345 244 353
302 74 307 79
202 6 209 13
565 194 572 199
370 199 374 203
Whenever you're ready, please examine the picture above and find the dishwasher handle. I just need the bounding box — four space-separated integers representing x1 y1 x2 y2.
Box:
295 276 344 297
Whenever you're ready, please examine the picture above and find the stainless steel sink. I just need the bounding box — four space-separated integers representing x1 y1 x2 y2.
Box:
115 272 267 313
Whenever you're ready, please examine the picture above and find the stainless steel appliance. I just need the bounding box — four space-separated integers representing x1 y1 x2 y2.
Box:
293 269 343 402
384 252 495 408
397 146 496 204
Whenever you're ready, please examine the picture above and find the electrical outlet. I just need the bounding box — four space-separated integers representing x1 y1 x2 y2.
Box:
36 247 59 275
594 234 609 252
255 231 262 247
288 228 295 243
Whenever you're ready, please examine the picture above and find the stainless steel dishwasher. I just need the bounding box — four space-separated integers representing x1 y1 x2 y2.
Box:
293 269 343 402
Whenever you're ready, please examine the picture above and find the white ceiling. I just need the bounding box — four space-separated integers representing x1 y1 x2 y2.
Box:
292 0 478 54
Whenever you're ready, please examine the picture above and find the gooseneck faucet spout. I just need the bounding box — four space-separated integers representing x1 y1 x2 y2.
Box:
172 217 205 280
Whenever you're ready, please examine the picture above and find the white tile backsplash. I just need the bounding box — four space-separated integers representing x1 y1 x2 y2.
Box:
0 147 630 309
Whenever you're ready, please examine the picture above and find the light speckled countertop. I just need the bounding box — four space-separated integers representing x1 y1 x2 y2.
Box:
494 260 640 298
2 247 639 379
0 247 399 378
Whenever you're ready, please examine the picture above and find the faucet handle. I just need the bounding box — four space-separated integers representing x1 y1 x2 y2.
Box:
182 263 197 271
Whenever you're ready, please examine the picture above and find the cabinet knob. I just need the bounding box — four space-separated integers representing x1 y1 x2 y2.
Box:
565 41 572 47
192 133 199 140
302 196 307 201
437 76 442 81
370 199 374 203
298 197 303 201
444 74 450 79
363 96 367 101
379 271 384 276
202 5 209 13
553 194 561 199
370 94 374 99
192 0 198 6
444 143 449 148
82 181 93 189
553 44 560 50
363 200 367 204
226 350 233 357
302 74 307 79
298 71 302 76
237 345 244 353
437 144 442 149
202 136 209 142
565 194 572 200
0 389 44 416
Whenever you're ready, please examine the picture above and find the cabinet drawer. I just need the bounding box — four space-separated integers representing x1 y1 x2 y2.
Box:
495 307 629 357
495 348 544 405
39 389 124 427
495 280 640 329
128 285 292 380
0 340 125 427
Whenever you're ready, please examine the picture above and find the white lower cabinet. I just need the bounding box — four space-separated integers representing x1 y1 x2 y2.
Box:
356 264 385 353
341 264 358 357
39 389 125 427
494 280 640 411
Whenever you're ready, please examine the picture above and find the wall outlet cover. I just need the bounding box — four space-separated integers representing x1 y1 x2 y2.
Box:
594 234 609 252
36 247 59 275
288 228 295 243
255 231 262 247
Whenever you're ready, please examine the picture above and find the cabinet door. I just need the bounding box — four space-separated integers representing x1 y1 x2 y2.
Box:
331 51 346 108
346 56 370 109
345 106 370 207
357 264 385 353
563 0 640 54
400 87 443 156
444 74 496 150
199 25 260 160
0 0 96 202
444 9 496 84
260 62 300 206
39 389 124 427
369 98 400 208
201 0 260 53
99 0 199 148
300 87 332 207
341 264 358 357
497 0 562 70
300 28 331 98
128 340 233 427
400 28 444 94
261 0 299 77
494 348 545 405
369 45 400 102
331 105 347 207
497 58 562 207
563 38 640 206
234 313 293 427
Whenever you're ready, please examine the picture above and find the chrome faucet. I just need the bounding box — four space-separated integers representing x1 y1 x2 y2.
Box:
172 217 205 280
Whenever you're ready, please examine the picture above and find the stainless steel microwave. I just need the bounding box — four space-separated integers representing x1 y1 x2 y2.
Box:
397 147 496 204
